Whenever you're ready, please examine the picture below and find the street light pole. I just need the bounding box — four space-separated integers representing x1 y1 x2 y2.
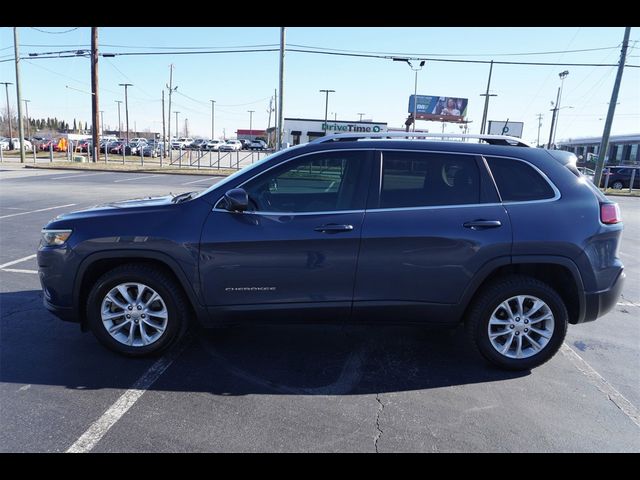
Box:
393 58 425 132
174 111 180 137
319 89 335 135
119 83 133 143
248 110 255 141
358 113 365 121
479 60 496 135
552 70 569 146
23 99 30 139
115 100 122 138
99 110 104 137
1 82 13 148
210 100 215 140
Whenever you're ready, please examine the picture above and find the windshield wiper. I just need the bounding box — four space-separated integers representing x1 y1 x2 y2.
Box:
171 191 195 203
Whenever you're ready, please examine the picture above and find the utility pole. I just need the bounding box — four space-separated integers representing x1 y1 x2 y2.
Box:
100 110 104 137
536 114 543 147
13 28 25 163
210 99 215 140
119 83 132 143
319 89 335 135
266 95 273 136
277 27 285 150
547 86 561 149
23 99 31 139
1 82 13 149
248 110 255 140
115 100 122 138
479 60 496 135
91 27 99 161
174 111 180 138
552 70 569 146
161 91 166 157
166 64 177 158
358 113 365 121
184 118 188 138
594 27 632 188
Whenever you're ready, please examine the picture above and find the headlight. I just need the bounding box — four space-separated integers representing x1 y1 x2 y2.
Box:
41 229 73 246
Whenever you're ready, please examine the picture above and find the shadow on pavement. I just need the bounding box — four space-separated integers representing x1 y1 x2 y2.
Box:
1 290 528 395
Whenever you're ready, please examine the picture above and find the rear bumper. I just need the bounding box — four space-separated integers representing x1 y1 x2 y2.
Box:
583 269 625 323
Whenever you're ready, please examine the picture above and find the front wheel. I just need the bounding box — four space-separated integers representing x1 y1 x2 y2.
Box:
86 264 188 357
466 275 568 370
611 180 624 190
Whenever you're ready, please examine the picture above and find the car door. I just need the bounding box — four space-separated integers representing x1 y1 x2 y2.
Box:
199 149 373 320
352 149 512 323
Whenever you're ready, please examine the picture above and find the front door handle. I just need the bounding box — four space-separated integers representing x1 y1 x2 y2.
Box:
314 224 354 234
463 220 502 230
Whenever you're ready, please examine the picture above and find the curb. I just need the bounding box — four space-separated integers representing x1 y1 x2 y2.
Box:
23 164 233 177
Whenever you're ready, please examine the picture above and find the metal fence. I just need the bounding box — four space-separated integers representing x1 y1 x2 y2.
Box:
0 142 271 171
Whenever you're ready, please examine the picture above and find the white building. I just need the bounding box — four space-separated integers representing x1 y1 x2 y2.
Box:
275 118 388 146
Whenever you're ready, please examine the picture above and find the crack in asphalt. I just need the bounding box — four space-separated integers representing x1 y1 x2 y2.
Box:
374 393 384 453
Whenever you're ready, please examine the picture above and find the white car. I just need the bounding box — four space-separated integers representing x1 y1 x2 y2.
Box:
9 138 33 151
249 139 267 150
0 137 8 150
205 139 225 151
130 137 148 144
171 137 194 150
219 139 242 152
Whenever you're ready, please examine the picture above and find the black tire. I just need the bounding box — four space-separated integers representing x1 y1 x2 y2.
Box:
465 275 568 371
86 264 189 357
612 181 624 190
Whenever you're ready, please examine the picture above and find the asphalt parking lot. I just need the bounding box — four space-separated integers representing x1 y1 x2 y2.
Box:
1 165 638 452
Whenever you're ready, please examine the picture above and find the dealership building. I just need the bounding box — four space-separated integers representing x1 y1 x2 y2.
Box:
267 118 388 146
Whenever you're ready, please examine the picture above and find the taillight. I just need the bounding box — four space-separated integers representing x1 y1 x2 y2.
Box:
600 203 622 224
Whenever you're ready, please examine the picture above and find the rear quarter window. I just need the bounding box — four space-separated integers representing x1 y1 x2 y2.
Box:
485 156 556 202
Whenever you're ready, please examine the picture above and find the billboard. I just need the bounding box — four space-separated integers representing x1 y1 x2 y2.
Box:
408 95 468 122
487 120 524 138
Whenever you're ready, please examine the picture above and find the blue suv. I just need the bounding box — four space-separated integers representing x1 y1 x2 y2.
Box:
38 133 625 370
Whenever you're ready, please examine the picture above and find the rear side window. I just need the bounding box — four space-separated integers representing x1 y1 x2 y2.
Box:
380 151 481 208
485 156 555 202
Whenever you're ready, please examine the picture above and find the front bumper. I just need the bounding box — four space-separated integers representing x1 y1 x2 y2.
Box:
583 269 625 323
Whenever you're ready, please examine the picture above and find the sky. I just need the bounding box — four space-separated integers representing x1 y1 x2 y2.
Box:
0 26 638 144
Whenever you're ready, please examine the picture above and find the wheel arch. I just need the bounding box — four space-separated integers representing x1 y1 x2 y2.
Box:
74 250 208 331
460 256 585 325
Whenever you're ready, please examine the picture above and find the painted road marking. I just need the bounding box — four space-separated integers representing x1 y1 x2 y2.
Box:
51 172 110 180
66 335 191 453
0 254 37 269
0 204 76 220
561 343 640 428
113 174 163 183
1 268 38 274
180 177 220 186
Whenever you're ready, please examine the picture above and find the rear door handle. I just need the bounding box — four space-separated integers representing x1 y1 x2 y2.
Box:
463 220 502 230
314 224 354 234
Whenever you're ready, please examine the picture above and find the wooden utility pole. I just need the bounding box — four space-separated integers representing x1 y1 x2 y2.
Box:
594 27 632 188
277 27 285 150
91 27 99 161
14 28 25 163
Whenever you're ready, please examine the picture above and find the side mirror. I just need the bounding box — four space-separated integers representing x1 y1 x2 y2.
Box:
224 188 249 212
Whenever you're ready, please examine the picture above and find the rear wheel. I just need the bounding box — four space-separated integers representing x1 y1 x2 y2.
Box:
612 180 624 190
466 275 568 370
86 264 188 357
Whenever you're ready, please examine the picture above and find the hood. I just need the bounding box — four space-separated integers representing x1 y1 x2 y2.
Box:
50 195 176 223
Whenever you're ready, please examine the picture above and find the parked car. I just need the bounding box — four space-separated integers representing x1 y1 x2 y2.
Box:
188 139 209 150
141 142 163 157
8 138 33 151
38 132 625 370
130 138 148 144
219 139 242 151
577 166 595 183
205 139 225 151
240 139 251 150
108 141 134 155
249 139 267 151
171 137 194 150
600 166 640 190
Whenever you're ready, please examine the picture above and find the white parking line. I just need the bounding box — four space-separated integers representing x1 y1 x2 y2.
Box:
1 268 38 274
180 177 220 186
561 343 640 428
0 204 76 220
0 254 37 269
51 172 110 180
113 174 163 183
66 336 190 453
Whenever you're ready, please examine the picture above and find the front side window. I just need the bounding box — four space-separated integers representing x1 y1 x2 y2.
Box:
485 156 555 202
379 151 481 208
242 151 368 213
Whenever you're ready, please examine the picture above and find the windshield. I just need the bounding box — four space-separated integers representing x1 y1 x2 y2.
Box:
193 144 306 202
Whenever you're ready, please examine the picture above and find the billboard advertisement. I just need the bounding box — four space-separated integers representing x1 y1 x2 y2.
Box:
487 120 524 138
408 95 468 122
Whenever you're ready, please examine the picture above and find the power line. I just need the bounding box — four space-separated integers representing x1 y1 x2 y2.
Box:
286 43 623 57
29 27 80 34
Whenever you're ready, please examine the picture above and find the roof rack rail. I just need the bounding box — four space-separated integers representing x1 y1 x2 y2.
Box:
309 132 532 147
